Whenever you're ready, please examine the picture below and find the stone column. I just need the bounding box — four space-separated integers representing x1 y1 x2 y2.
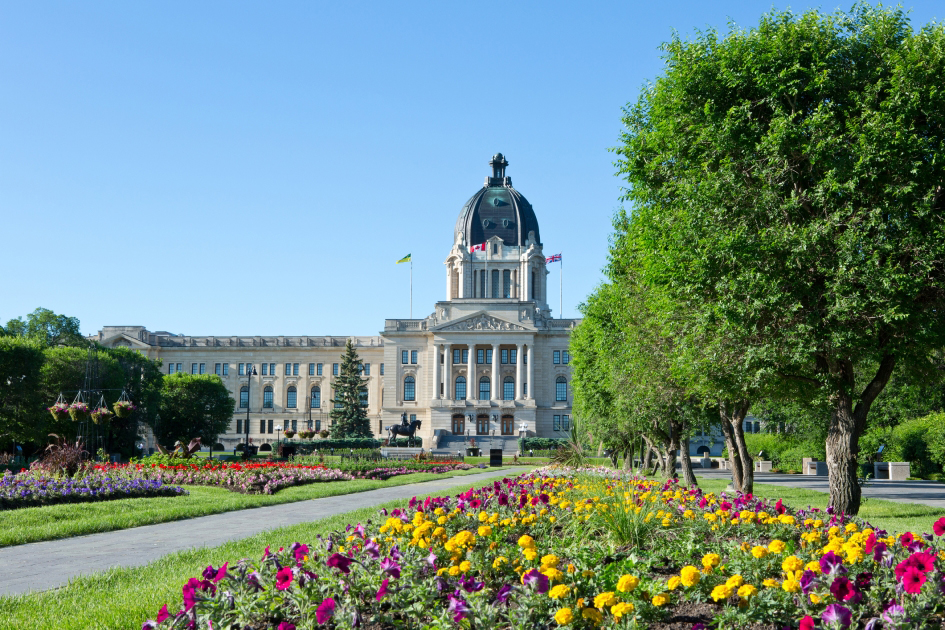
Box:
467 342 476 401
491 343 500 401
445 344 452 400
515 343 523 400
433 343 441 401
526 344 534 400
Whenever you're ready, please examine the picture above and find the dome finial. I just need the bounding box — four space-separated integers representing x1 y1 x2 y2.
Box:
489 153 508 179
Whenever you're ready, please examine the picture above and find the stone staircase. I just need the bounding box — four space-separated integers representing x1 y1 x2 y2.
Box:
434 435 520 456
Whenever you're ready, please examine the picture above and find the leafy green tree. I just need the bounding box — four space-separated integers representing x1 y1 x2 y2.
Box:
0 337 45 447
4 308 84 347
614 6 945 514
157 373 235 448
329 339 372 438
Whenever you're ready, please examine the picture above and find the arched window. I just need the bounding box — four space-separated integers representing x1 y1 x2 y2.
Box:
311 386 320 408
697 445 711 456
555 377 567 402
404 376 415 401
455 375 466 400
286 387 297 409
503 377 515 401
479 376 490 400
263 386 274 408
239 386 248 408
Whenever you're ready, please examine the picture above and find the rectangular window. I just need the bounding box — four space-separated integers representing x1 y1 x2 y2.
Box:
510 349 517 364
359 386 368 408
364 363 370 376
462 349 468 363
317 363 323 375
261 363 268 376
480 271 486 298
259 419 265 433
192 363 198 374
523 352 527 365
503 379 514 400
315 419 321 431
524 382 528 397
176 363 182 373
263 388 273 408
311 389 321 407
269 363 276 375
287 389 297 408
239 363 245 376
215 363 221 375
286 363 291 376
240 388 248 408
380 363 384 375
503 269 511 298
453 349 461 364
410 414 416 423
410 350 418 364
402 350 408 364
491 269 500 297
199 363 206 374
291 419 297 431
563 351 570 365
486 349 493 364
562 415 571 431
553 350 561 364
236 419 242 434
501 349 509 364
332 363 339 376
268 418 274 434
553 415 561 431
309 363 315 376
293 363 299 376
168 363 175 374
223 363 228 375
477 349 484 364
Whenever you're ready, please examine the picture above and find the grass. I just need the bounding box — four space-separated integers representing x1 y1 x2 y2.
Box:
0 466 524 547
0 473 516 630
697 477 945 535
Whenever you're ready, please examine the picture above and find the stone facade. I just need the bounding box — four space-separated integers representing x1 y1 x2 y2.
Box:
92 155 579 452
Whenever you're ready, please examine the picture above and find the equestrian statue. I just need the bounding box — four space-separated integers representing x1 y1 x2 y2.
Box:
386 412 422 447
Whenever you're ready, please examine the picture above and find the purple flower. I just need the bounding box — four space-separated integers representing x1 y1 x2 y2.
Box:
363 540 380 559
316 598 336 624
494 583 514 605
376 578 389 601
426 550 437 568
882 603 910 626
822 604 852 628
522 569 549 594
872 541 889 563
326 553 353 575
800 570 817 594
820 551 845 576
459 575 485 593
291 543 309 565
278 623 296 630
498 493 509 506
380 557 401 579
448 594 471 622
829 576 855 602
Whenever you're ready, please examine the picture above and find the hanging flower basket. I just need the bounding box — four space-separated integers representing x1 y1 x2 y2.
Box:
68 402 90 423
91 407 113 424
113 400 136 418
48 402 70 422
283 430 296 439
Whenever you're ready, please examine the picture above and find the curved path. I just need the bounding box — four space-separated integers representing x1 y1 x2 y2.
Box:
0 467 531 596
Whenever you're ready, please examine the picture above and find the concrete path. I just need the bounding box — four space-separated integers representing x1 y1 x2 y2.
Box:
0 467 530 597
696 470 945 509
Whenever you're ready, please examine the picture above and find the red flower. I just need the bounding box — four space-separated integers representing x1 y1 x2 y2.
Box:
901 566 926 594
275 566 294 591
799 615 815 630
934 517 945 537
899 532 915 547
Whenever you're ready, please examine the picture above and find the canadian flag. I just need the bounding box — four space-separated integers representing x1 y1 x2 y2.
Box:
469 242 487 253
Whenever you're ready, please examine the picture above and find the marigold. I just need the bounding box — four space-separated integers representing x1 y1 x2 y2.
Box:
549 584 570 599
809 593 821 604
666 576 681 590
523 548 538 561
751 546 768 559
554 608 574 625
616 574 639 593
763 578 780 589
541 554 560 568
448 566 461 576
711 584 733 601
477 525 492 537
582 607 603 623
459 561 471 573
737 584 758 599
581 569 595 578
594 592 617 608
543 568 565 583
702 553 721 570
610 601 634 619
651 593 670 607
725 575 744 589
518 535 536 549
492 557 507 569
768 540 787 553
680 566 701 587
782 556 804 572
782 579 801 593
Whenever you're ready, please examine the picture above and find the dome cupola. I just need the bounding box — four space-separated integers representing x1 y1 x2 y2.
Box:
454 154 541 248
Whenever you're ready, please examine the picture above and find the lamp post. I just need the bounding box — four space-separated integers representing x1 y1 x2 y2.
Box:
244 365 257 457
276 427 282 457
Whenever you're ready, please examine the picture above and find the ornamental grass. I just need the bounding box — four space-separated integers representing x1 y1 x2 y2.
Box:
143 467 945 629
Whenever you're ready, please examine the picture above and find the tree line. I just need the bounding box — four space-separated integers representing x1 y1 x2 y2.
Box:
571 5 945 515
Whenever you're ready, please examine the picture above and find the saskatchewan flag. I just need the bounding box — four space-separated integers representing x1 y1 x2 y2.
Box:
396 254 412 264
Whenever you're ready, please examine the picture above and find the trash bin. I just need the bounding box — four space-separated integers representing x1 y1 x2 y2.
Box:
489 449 503 467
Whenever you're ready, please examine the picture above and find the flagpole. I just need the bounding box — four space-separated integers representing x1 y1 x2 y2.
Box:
559 256 563 319
410 259 413 319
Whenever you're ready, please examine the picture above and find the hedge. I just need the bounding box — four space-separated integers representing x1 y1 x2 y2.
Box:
288 437 422 454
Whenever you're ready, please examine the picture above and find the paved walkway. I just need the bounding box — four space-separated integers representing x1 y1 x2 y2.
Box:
0 467 530 596
696 470 945 509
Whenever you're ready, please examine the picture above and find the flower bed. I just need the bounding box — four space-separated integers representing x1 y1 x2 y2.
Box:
352 464 473 481
0 471 187 510
144 467 945 629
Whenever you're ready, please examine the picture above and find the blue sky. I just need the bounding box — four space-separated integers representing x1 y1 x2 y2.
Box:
2 1 941 337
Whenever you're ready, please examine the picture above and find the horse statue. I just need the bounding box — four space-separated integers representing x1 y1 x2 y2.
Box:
386 419 422 447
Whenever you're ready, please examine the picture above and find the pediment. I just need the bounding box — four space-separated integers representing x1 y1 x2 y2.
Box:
434 312 530 332
100 333 151 349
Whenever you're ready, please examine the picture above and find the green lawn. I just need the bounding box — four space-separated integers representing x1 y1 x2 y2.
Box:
696 477 945 535
0 466 522 547
0 473 516 630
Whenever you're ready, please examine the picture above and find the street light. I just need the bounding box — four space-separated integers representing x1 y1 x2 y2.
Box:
276 427 282 457
243 365 257 458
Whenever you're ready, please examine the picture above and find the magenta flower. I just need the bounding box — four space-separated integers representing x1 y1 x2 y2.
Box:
380 557 401 579
901 566 926 594
276 567 294 591
934 517 945 537
292 543 309 565
376 578 389 601
156 605 170 623
459 575 485 593
497 493 509 506
822 604 852 628
448 594 471 622
522 569 549 594
326 553 353 574
829 576 854 601
363 539 380 559
799 615 815 630
819 551 844 576
494 583 514 605
316 598 336 624
277 623 296 630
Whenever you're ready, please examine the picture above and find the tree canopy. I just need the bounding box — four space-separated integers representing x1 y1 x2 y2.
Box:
613 5 945 514
329 339 372 438
4 308 84 347
157 373 235 448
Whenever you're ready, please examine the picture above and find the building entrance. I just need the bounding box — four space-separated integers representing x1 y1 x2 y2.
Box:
451 414 465 435
476 414 489 435
501 415 514 435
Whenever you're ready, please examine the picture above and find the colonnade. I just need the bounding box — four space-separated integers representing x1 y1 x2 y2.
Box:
431 342 533 402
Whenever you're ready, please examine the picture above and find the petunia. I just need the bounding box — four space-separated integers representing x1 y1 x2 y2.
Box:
447 595 471 622
901 566 926 594
819 551 845 576
292 543 309 565
822 604 852 628
276 567 294 591
376 578 389 601
494 583 514 605
799 570 817 594
934 517 945 537
156 605 170 623
316 598 336 624
326 553 353 575
363 540 380 559
799 615 815 630
829 576 854 602
460 575 485 593
277 623 296 630
882 603 910 625
380 557 401 579
522 569 550 594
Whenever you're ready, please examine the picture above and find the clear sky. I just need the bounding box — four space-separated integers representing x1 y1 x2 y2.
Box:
2 1 941 337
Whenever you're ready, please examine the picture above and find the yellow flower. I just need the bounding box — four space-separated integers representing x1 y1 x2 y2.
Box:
725 575 744 589
549 584 571 599
567 563 576 574
436 567 448 576
810 593 822 604
740 541 752 552
805 561 822 574
667 576 681 590
782 579 801 593
701 553 721 571
778 514 796 525
611 601 634 620
751 545 768 559
492 556 508 569
523 548 538 561
518 535 536 549
651 593 670 607
782 556 804 572
680 566 701 587
459 561 471 573
594 592 618 608
616 574 639 593
768 540 786 553
448 566 461 576
541 554 560 568
763 578 780 589
554 608 574 625
478 525 492 537
582 607 603 624
737 584 758 599
543 568 565 583
711 584 733 601
581 569 595 578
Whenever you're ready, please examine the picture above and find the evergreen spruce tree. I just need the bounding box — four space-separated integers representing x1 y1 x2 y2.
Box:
329 339 372 438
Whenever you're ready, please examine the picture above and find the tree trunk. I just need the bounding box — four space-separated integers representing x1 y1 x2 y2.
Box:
680 436 698 487
718 412 744 491
719 401 753 493
624 441 634 471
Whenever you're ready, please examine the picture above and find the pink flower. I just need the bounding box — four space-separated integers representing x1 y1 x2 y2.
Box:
934 517 945 537
376 578 389 601
275 567 294 591
799 616 815 630
326 552 353 574
316 598 336 624
901 566 926 594
277 624 295 630
156 605 170 623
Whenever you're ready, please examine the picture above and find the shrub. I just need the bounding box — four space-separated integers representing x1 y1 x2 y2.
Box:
29 435 88 477
888 414 942 478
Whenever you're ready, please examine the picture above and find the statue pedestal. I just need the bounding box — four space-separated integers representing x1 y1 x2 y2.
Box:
380 447 424 458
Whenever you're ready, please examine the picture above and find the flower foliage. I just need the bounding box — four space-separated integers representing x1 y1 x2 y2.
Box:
144 469 945 628
0 471 187 509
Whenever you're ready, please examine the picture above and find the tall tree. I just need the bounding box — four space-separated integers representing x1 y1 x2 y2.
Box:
4 308 84 347
0 337 45 447
157 373 234 448
330 339 372 438
615 6 945 514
